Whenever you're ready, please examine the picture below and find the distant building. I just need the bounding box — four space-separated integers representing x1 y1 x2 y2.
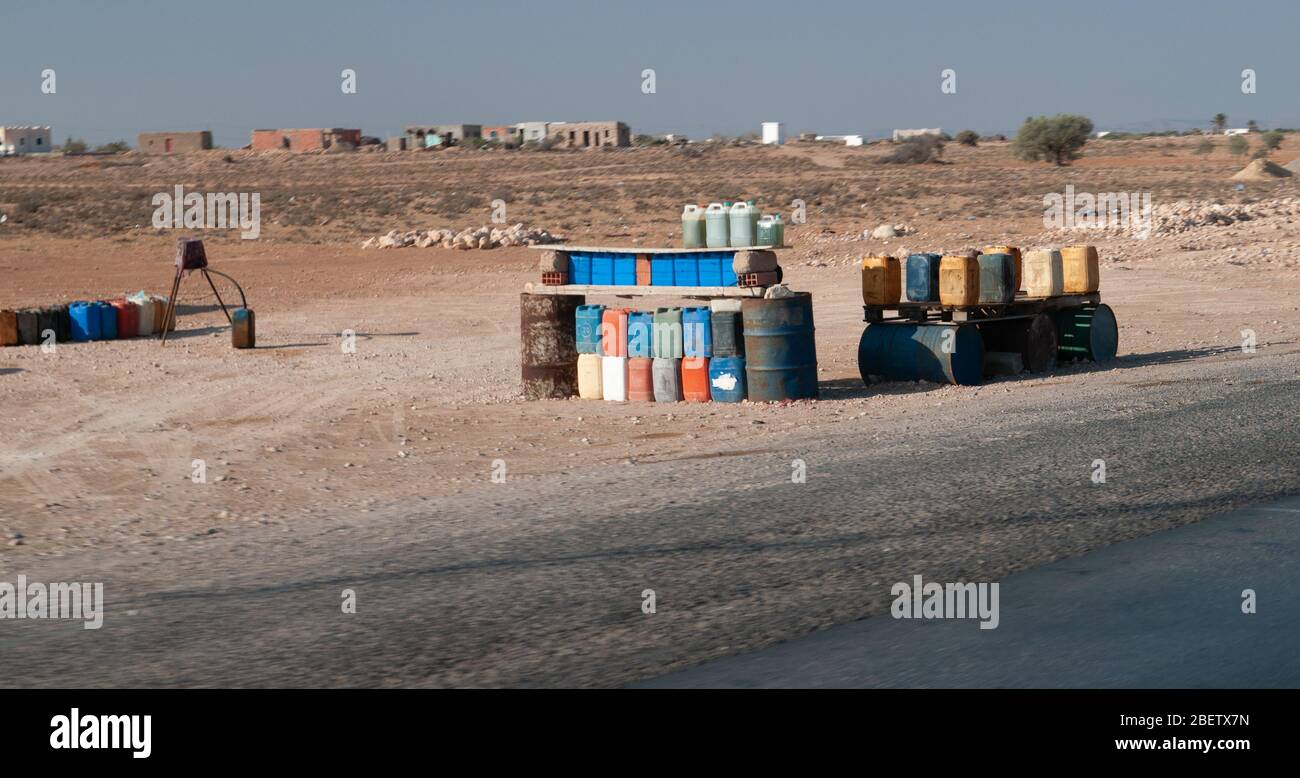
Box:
546 121 630 149
892 128 942 142
0 126 52 155
761 121 784 145
1095 131 1112 138
1223 128 1250 136
482 125 521 144
515 121 553 144
405 125 482 149
138 131 213 154
816 134 864 147
251 128 361 151
387 136 407 151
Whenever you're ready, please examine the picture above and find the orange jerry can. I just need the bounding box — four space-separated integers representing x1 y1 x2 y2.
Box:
627 357 655 401
861 255 901 305
1061 245 1100 293
681 357 711 402
939 255 980 306
600 307 630 357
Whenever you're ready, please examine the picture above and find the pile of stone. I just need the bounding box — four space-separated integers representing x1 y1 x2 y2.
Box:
1149 198 1300 236
861 223 915 240
363 223 558 249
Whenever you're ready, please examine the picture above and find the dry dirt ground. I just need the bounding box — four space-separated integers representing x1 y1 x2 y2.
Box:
0 138 1298 687
1 136 1298 555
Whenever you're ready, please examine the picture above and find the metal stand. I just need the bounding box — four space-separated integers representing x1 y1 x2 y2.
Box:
160 267 247 345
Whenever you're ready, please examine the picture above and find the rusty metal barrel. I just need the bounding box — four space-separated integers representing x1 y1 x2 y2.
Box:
521 293 584 399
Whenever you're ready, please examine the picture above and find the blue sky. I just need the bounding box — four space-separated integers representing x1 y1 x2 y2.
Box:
1 0 1297 147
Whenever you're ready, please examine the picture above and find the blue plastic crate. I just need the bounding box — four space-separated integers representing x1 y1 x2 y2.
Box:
698 253 724 286
613 253 637 286
650 255 675 285
673 256 700 286
570 253 593 285
721 251 739 285
591 252 615 285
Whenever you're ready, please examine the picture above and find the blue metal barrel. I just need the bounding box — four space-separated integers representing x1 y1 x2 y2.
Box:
742 292 819 401
857 322 985 386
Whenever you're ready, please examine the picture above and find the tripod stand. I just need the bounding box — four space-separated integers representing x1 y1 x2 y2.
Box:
159 238 248 345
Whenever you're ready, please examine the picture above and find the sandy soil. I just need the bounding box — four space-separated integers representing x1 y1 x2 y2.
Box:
1 136 1298 557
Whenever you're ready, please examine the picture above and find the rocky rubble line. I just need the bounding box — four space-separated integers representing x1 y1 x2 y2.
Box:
363 224 559 249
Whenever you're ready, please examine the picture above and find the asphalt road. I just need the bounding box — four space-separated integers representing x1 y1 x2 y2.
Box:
2 348 1297 687
639 494 1300 687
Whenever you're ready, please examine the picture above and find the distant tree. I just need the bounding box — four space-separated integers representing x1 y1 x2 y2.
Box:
62 137 87 153
1194 138 1215 155
1227 135 1249 156
879 134 945 164
1259 131 1284 151
1213 113 1227 132
955 130 979 147
1014 114 1094 165
94 140 130 153
1246 119 1259 133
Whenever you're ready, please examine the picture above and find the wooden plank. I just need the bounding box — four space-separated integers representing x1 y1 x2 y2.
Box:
524 283 767 298
526 244 791 254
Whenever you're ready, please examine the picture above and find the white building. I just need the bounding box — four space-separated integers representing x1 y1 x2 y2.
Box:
0 126 52 155
1223 128 1250 136
816 134 864 147
516 122 554 144
761 121 784 145
892 128 942 142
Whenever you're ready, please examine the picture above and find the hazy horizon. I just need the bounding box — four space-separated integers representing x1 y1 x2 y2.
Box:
2 0 1297 147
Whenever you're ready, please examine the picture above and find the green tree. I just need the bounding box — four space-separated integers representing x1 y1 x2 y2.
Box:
94 140 130 153
1259 131 1284 151
955 130 979 147
1213 113 1227 132
1194 139 1215 155
1014 114 1094 165
1246 119 1258 133
62 137 87 153
1227 135 1249 156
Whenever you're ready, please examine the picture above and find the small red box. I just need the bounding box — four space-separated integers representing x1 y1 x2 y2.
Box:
739 271 780 287
541 271 568 286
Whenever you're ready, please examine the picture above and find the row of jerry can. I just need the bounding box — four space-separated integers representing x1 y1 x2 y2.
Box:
861 245 1101 306
575 302 744 360
577 355 748 403
520 292 819 403
682 202 786 249
0 295 172 346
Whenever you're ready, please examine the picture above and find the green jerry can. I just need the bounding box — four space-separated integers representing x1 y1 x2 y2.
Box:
232 308 256 349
